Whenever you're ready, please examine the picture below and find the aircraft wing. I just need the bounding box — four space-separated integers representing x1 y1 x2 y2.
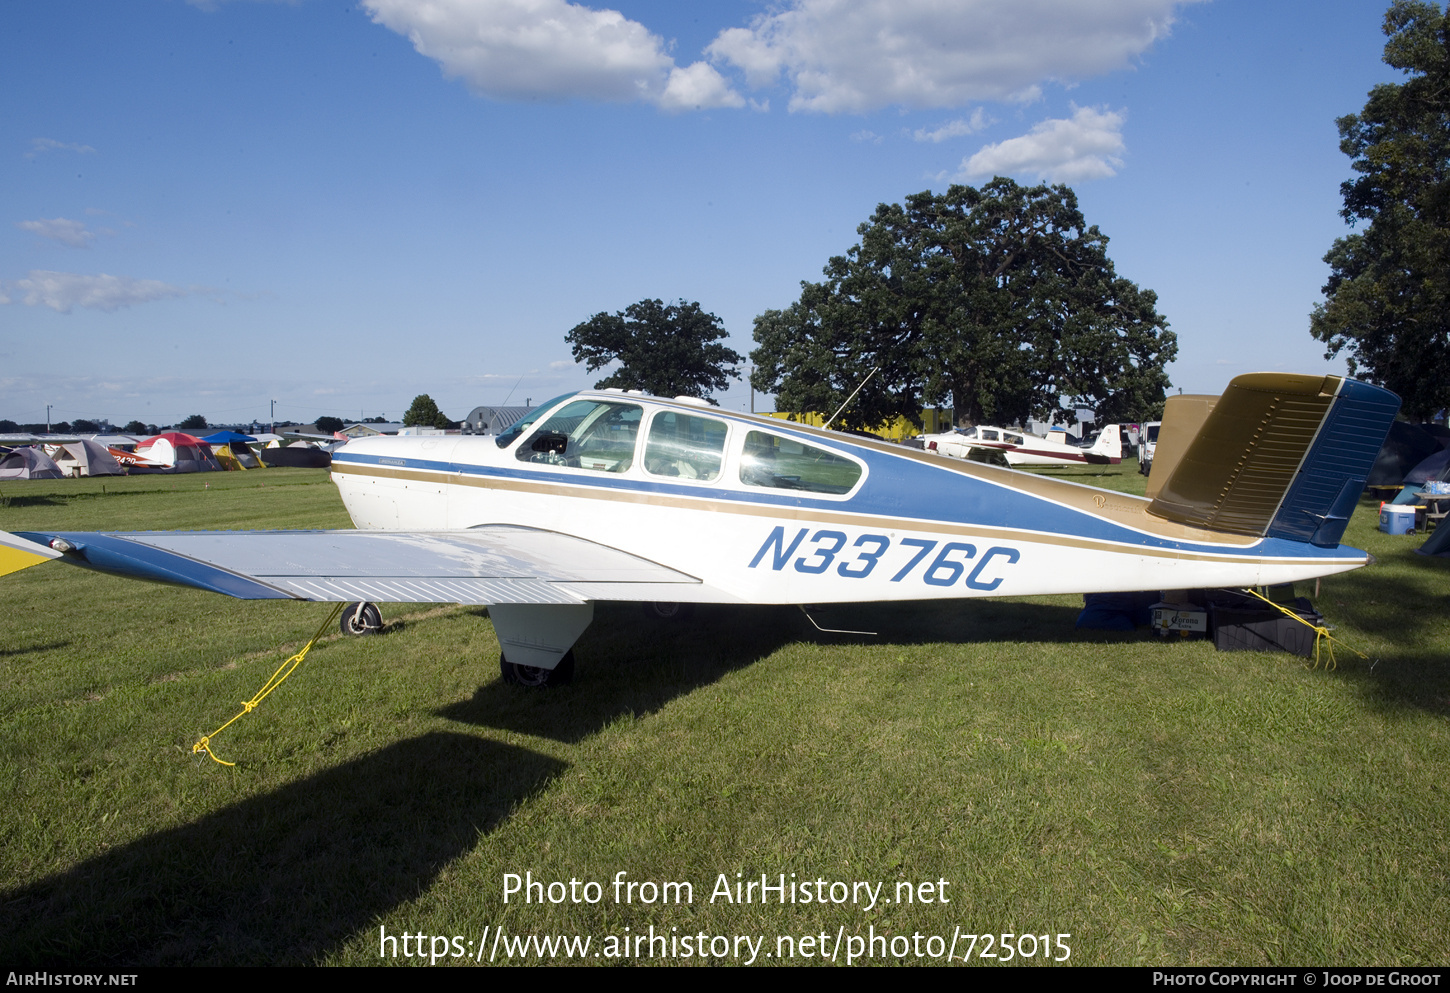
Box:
6 527 724 605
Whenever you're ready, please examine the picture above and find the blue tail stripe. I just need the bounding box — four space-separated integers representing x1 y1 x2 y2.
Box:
1267 379 1400 545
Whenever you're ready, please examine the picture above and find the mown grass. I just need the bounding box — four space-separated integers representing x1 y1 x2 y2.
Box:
1 463 1448 966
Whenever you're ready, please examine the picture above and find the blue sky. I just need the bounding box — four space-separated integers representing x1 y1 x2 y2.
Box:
1 0 1406 427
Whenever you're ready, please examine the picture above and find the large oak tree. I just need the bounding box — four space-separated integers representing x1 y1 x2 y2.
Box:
750 179 1175 431
566 299 742 404
1311 1 1450 420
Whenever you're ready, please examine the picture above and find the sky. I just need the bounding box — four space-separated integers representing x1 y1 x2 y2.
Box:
0 0 1410 428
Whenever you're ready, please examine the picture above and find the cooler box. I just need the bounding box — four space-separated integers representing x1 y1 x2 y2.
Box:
1380 504 1415 534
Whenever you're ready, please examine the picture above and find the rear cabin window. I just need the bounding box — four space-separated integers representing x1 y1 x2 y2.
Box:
644 411 727 482
515 400 642 473
739 431 863 495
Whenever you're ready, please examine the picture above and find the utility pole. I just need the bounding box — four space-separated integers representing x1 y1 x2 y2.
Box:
46 405 52 433
270 399 276 435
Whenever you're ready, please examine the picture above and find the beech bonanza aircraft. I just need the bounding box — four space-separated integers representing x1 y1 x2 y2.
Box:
0 373 1398 687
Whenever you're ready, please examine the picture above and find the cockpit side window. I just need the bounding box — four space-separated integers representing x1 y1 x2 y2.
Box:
644 411 727 482
980 429 1000 441
739 431 863 495
515 400 642 473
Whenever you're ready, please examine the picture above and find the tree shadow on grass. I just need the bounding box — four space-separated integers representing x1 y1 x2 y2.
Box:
441 598 1090 743
0 732 565 967
0 494 66 508
0 640 68 658
1313 548 1450 717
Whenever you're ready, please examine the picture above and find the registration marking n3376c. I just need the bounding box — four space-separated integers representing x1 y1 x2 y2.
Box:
748 526 1020 591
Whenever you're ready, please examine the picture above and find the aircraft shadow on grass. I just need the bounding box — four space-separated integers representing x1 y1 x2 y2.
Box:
0 732 565 967
439 598 1088 744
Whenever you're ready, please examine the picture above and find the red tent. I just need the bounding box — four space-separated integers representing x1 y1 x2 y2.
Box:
133 432 223 473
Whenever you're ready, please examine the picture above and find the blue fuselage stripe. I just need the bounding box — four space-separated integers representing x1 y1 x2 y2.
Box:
330 449 1354 562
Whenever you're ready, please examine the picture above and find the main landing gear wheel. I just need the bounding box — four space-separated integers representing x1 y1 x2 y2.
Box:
340 602 382 636
500 650 575 688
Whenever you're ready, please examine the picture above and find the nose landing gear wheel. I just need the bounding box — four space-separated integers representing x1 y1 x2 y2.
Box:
340 602 382 635
500 650 575 687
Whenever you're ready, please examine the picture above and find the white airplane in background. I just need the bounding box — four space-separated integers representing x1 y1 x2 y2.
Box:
1 373 1398 687
921 423 1123 467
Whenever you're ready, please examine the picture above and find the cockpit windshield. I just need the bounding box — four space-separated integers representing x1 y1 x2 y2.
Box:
515 400 642 473
494 393 577 449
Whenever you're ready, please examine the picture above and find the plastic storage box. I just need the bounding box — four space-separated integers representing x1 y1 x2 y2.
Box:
1380 504 1416 534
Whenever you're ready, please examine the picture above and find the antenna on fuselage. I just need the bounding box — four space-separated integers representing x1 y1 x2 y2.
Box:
500 373 526 407
822 367 880 430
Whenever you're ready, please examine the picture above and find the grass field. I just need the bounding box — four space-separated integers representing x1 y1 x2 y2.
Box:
1 465 1448 967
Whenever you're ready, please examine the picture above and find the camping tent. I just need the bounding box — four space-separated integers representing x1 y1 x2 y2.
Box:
260 444 331 468
56 440 124 477
132 432 223 473
1368 422 1444 486
1405 448 1450 487
0 447 65 480
203 431 263 469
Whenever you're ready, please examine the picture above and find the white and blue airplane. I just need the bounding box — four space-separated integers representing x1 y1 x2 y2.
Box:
0 373 1399 686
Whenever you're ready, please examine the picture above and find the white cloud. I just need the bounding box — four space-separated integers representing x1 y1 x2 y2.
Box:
5 271 188 313
16 218 97 248
850 130 882 144
362 0 743 110
659 62 746 112
913 109 992 143
26 138 96 158
706 0 1198 113
961 105 1126 182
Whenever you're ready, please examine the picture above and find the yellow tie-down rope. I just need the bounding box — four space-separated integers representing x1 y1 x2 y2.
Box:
1240 588 1368 671
193 603 345 766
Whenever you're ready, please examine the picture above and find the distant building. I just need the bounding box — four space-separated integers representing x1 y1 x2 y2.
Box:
461 405 534 436
339 422 404 439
